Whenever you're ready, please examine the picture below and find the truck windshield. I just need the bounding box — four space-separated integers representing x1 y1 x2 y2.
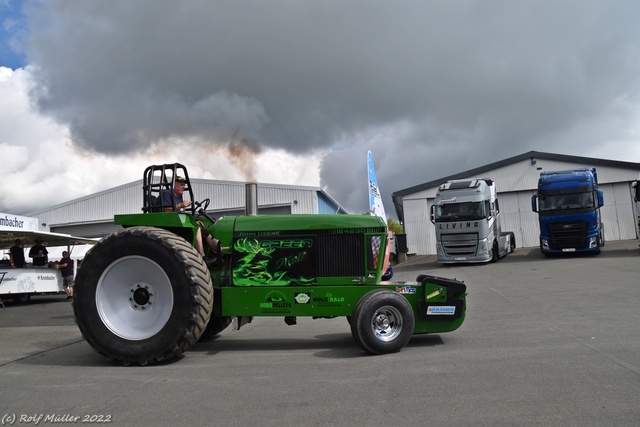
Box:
538 192 595 212
435 201 484 221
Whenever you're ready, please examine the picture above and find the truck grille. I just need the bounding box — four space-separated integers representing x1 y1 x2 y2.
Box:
548 221 588 249
316 235 365 277
442 233 478 256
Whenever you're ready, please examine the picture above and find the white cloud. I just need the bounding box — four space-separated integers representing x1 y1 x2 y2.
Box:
0 66 322 214
0 142 28 172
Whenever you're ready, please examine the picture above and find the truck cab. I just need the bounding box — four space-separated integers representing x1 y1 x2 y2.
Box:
532 168 604 255
430 178 515 263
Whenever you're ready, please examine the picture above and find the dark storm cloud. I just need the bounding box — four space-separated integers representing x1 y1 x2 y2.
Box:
23 0 640 216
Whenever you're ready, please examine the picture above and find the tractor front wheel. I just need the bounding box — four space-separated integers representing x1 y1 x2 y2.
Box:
350 290 414 354
74 226 213 365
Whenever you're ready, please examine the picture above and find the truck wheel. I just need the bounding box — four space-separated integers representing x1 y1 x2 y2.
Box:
74 226 214 366
350 290 414 354
490 240 499 263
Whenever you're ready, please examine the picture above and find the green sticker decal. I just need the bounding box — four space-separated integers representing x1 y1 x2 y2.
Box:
294 293 311 304
233 236 317 286
259 290 292 314
312 292 345 307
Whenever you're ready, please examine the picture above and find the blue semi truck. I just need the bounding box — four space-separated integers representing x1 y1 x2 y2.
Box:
531 168 604 255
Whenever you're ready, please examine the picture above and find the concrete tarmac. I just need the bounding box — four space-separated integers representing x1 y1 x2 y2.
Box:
1 240 639 426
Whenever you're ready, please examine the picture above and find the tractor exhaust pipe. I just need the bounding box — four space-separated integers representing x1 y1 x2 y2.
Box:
245 183 258 216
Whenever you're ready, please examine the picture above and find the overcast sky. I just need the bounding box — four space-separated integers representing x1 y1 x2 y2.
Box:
2 0 640 219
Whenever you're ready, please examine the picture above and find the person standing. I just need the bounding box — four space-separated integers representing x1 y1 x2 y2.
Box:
29 239 48 267
9 239 27 268
56 251 74 302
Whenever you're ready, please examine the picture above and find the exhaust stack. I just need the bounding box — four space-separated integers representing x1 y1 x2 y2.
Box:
245 183 258 216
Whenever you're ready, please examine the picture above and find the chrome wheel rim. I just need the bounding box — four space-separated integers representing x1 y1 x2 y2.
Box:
369 305 403 342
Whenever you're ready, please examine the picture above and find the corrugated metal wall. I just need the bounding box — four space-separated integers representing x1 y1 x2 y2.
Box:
27 179 336 238
317 193 340 214
401 157 640 255
190 181 318 215
31 182 141 227
599 182 637 241
404 198 432 255
489 190 540 249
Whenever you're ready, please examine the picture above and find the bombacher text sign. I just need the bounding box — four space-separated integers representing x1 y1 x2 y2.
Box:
0 212 39 233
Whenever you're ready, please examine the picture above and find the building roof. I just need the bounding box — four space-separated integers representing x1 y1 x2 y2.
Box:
392 150 640 223
24 177 348 227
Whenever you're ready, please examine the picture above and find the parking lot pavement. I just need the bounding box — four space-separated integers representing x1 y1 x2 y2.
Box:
1 240 639 426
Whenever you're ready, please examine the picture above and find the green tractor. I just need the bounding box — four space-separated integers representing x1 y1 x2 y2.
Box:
74 163 467 365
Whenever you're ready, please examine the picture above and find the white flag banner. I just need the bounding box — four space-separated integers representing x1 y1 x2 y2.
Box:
367 151 391 271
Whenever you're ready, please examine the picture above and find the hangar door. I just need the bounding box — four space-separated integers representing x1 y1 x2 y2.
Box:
599 183 637 241
498 191 539 248
404 198 434 255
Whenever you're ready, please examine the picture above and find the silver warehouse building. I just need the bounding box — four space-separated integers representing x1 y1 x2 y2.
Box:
393 151 640 256
26 178 348 240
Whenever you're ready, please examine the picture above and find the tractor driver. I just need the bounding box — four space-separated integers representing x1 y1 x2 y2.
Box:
161 176 192 212
161 176 219 267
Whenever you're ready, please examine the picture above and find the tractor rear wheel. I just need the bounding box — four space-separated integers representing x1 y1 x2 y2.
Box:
350 290 414 354
199 315 233 340
74 226 213 365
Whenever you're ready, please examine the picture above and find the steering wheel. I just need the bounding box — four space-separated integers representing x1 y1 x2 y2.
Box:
193 198 217 224
194 198 210 212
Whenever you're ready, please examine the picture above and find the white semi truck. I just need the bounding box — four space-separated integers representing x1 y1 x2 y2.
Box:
430 178 515 263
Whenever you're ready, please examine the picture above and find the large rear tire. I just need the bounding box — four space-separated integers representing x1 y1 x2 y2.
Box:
74 226 214 366
199 315 233 340
350 290 414 355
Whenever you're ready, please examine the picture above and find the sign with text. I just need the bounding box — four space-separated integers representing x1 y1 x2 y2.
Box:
0 268 63 294
0 213 39 233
